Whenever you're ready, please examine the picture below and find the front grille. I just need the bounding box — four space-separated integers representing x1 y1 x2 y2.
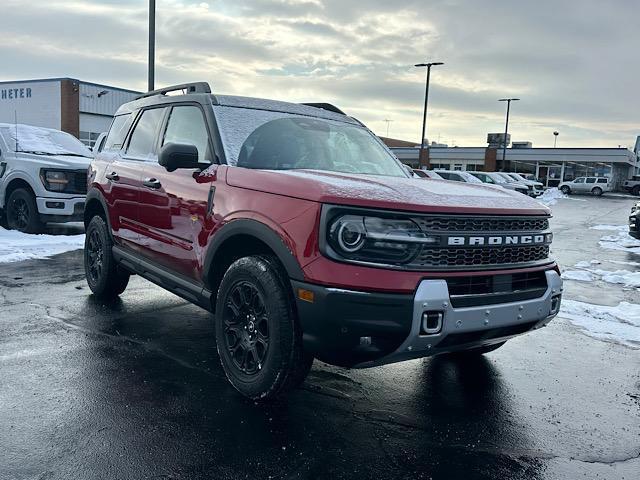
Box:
413 216 549 232
68 170 88 194
413 245 549 269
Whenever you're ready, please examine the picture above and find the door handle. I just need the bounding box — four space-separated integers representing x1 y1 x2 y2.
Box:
143 177 162 189
106 172 119 181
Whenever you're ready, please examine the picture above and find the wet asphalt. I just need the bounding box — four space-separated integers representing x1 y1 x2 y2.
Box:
1 195 639 480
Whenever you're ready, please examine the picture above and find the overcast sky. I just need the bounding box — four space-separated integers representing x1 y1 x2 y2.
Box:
1 0 637 148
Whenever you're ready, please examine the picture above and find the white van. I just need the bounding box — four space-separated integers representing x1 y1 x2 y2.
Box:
0 124 93 232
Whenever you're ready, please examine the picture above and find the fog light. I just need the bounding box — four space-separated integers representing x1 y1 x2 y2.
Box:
45 201 65 209
421 312 443 335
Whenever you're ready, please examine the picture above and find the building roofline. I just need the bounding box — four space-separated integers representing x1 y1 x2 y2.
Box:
0 77 141 95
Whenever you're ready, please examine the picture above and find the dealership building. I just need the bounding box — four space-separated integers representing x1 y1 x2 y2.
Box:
0 78 140 148
384 137 640 189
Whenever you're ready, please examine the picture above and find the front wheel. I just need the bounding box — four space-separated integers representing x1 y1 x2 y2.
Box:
215 255 309 401
591 187 603 196
560 185 571 195
6 188 43 233
84 216 130 298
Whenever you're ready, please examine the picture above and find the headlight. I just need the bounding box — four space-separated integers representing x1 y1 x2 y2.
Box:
41 170 69 192
327 214 438 265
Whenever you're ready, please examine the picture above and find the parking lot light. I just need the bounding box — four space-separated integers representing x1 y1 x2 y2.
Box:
415 62 444 167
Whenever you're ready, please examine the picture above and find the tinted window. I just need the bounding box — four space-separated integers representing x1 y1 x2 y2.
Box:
586 178 596 184
127 108 165 159
597 178 608 184
104 114 131 151
438 172 452 179
163 106 211 163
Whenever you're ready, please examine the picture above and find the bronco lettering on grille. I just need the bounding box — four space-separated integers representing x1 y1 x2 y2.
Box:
447 235 547 246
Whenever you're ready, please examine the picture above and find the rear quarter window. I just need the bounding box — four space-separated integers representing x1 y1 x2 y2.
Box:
597 178 608 184
103 114 132 151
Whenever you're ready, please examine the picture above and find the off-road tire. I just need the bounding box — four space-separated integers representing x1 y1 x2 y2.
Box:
442 341 506 358
560 185 571 195
6 188 43 233
591 187 603 196
84 215 130 298
632 185 640 196
215 255 310 401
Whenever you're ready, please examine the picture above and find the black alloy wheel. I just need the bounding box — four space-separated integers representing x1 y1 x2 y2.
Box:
6 188 43 233
86 228 104 286
222 281 270 375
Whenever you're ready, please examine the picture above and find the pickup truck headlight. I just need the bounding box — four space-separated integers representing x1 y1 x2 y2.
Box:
327 214 437 264
40 169 70 192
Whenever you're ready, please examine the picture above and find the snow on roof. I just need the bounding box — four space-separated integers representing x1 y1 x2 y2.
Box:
215 95 358 125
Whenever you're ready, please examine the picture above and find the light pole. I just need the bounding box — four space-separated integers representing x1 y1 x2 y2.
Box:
415 61 444 167
553 131 559 148
148 0 156 92
498 98 519 171
384 119 393 137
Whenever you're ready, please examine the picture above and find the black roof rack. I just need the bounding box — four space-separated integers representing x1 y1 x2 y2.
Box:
137 82 211 100
301 103 346 115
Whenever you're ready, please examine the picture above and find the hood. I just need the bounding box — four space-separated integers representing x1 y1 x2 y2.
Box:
226 168 550 215
16 152 93 169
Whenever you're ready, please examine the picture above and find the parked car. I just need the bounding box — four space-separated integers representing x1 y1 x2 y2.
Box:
629 202 640 239
84 82 563 400
92 132 107 154
469 171 529 195
435 170 484 184
559 177 611 196
505 173 544 197
0 123 93 232
623 175 640 196
413 169 444 180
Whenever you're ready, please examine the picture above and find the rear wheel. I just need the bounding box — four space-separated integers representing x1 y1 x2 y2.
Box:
6 188 43 233
84 215 130 298
591 187 603 196
632 186 640 196
442 341 506 358
560 185 571 195
215 255 310 400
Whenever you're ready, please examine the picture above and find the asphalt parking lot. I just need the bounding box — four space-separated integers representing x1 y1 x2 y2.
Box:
1 194 639 480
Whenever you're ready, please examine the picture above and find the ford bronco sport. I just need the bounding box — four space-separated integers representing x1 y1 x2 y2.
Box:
84 82 563 400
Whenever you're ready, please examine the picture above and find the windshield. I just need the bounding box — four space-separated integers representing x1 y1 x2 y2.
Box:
458 171 483 184
497 172 516 182
213 106 407 177
488 173 508 184
471 172 495 184
0 124 92 157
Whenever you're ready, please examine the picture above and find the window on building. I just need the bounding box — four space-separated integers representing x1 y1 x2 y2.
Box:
453 164 463 171
162 106 211 163
104 114 132 151
126 108 166 160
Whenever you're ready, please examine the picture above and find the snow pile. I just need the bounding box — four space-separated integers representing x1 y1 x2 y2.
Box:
561 270 595 282
562 259 640 287
560 300 640 349
593 225 640 254
537 188 566 206
0 227 85 263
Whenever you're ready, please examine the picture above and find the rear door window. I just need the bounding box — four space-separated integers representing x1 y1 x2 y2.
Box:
126 108 166 160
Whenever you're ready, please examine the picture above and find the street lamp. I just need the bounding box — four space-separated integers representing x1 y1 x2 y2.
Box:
553 131 559 148
415 62 444 167
498 98 520 171
148 0 156 91
384 119 393 137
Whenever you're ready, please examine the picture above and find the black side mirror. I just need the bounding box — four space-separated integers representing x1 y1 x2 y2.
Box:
159 143 200 172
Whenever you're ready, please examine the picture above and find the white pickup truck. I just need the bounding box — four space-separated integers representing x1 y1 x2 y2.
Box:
0 124 93 233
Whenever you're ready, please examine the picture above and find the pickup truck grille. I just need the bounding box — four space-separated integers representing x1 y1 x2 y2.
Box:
68 170 88 194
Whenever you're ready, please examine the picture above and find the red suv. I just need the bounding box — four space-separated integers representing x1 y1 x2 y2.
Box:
84 82 563 400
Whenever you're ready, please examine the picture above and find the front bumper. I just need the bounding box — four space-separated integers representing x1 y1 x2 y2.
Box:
36 196 85 222
293 270 562 368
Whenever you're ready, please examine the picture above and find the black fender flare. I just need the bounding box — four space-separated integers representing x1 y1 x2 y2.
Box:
84 188 113 233
203 219 305 286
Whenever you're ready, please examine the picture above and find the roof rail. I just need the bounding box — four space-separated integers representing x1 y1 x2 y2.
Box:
301 103 346 115
137 82 211 100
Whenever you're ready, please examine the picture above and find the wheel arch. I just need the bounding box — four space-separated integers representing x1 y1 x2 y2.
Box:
3 177 37 206
84 188 114 236
203 219 305 305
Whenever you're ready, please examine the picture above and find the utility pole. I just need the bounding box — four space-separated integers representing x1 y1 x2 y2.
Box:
415 61 444 167
498 98 520 171
384 119 393 137
148 0 156 92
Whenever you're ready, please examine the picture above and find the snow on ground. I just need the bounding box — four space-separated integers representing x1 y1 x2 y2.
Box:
562 259 640 287
536 187 566 206
588 224 640 254
561 270 596 282
560 300 640 349
0 227 85 263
